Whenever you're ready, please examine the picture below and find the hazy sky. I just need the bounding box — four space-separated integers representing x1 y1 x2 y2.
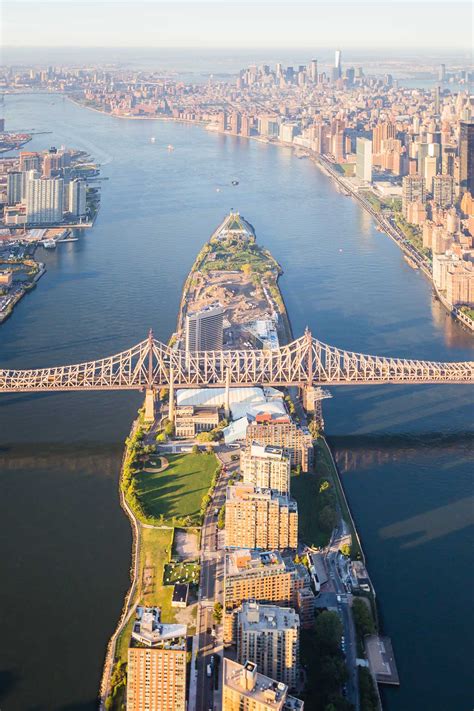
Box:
2 1 472 50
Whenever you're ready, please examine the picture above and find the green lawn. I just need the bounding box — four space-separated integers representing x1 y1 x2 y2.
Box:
163 561 200 586
136 452 218 524
291 468 331 548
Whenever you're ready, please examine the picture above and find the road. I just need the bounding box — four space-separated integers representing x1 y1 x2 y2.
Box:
326 525 360 711
195 446 237 711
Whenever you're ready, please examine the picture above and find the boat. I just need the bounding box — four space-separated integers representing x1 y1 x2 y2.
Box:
167 144 174 151
150 137 156 143
404 255 419 270
42 239 56 249
231 180 239 186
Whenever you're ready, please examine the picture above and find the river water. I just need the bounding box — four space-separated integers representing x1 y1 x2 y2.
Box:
0 94 472 711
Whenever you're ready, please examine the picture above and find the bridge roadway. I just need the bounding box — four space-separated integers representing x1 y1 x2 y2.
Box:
0 331 472 393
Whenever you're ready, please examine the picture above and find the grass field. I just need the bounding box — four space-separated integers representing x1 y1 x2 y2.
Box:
163 561 200 586
291 468 330 548
135 452 218 523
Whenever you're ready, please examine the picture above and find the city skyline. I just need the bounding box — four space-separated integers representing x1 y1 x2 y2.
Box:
2 1 472 50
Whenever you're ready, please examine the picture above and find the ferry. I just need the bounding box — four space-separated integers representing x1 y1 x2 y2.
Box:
43 239 57 249
167 144 174 151
150 137 156 143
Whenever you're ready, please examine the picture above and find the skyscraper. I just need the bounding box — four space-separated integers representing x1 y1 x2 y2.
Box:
185 303 224 352
6 172 22 205
459 121 474 195
335 49 342 78
402 175 426 217
356 138 372 182
68 179 87 217
26 177 64 224
433 175 455 208
309 59 318 83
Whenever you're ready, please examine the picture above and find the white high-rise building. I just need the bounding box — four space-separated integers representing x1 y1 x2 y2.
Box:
185 303 224 352
356 137 372 182
309 59 318 83
335 49 342 78
68 179 87 217
26 177 64 224
241 443 291 494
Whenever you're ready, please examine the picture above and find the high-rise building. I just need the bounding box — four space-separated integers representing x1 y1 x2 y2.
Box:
68 179 87 217
433 175 455 208
446 261 474 306
6 172 22 205
223 659 304 711
236 602 300 690
335 49 342 78
245 421 313 472
224 484 298 551
241 114 251 137
126 607 187 711
224 549 309 615
372 122 396 156
185 303 224 352
309 59 318 83
424 155 438 193
217 110 227 132
25 177 64 224
402 175 426 217
438 63 446 82
356 138 372 182
19 151 41 172
230 111 241 135
241 443 291 494
459 121 474 195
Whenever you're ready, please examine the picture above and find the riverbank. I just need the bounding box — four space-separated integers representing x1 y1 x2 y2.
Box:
67 94 472 334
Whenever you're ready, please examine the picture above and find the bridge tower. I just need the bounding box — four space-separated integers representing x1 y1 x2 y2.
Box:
302 327 331 428
144 329 155 423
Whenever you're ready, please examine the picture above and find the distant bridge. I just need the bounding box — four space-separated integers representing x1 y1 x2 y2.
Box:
1 330 472 393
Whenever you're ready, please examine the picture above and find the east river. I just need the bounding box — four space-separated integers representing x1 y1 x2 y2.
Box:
0 94 472 711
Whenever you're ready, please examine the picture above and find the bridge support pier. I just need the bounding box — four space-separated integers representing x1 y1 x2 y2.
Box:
168 368 175 423
303 385 325 428
224 369 230 420
144 388 155 423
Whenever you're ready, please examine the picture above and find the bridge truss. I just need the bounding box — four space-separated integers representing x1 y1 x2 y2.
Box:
0 331 472 393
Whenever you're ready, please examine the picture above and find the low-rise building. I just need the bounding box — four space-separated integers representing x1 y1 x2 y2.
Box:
174 404 219 438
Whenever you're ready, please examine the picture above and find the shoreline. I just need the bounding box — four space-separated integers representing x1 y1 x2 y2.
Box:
66 93 472 335
98 217 378 710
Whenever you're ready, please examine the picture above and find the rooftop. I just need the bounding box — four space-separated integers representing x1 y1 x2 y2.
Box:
239 601 300 632
226 549 290 577
130 606 187 649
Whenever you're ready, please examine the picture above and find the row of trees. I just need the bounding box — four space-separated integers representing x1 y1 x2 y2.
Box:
301 611 351 711
316 479 339 534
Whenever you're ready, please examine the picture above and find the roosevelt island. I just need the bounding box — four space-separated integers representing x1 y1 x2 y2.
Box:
1 211 472 711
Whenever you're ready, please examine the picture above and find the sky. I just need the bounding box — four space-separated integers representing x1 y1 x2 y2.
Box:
2 1 472 50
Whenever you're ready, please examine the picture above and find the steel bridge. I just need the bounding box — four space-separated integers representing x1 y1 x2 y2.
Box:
1 330 472 393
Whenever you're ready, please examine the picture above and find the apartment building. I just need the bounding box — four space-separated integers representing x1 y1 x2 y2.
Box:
224 484 298 551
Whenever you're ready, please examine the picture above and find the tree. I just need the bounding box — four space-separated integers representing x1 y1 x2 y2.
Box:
191 444 200 454
319 505 338 533
241 263 252 276
156 432 166 442
340 543 351 557
217 505 226 530
314 611 343 656
352 597 375 638
213 601 223 623
196 431 214 442
164 421 174 437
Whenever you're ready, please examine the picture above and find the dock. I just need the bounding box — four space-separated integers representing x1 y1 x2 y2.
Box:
365 634 400 686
